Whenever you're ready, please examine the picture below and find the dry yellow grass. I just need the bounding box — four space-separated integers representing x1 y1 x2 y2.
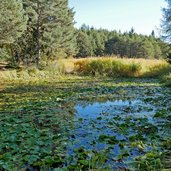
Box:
62 57 169 76
0 56 170 82
61 56 167 69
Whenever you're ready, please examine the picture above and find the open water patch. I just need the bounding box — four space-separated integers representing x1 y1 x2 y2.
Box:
66 90 171 170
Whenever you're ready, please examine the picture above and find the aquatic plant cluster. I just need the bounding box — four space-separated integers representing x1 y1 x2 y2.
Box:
0 77 171 170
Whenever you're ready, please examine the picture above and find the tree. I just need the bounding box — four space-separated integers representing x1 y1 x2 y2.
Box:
75 25 168 59
105 37 120 56
161 0 171 41
18 0 76 65
153 43 162 59
129 27 135 37
90 30 105 56
140 40 154 59
151 30 155 37
0 0 27 44
161 0 171 62
76 30 93 57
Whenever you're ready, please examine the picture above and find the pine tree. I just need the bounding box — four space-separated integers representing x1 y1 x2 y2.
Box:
151 30 155 37
0 0 27 44
140 40 154 59
161 0 171 62
20 0 76 65
105 36 120 56
75 25 168 59
161 0 171 41
76 30 93 57
153 43 162 59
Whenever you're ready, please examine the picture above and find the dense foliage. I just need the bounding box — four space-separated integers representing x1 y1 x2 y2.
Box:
161 0 171 62
0 0 27 44
0 1 171 66
1 1 170 80
0 0 76 65
0 0 28 62
161 0 171 41
76 25 170 59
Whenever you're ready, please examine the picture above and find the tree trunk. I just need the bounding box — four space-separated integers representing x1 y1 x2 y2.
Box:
36 0 40 66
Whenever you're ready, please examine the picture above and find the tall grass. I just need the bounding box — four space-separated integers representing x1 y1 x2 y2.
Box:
0 57 170 82
161 73 171 87
0 60 74 82
74 58 141 77
73 57 170 78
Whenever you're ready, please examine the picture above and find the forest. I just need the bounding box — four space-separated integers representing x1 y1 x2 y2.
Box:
0 0 171 66
0 0 171 171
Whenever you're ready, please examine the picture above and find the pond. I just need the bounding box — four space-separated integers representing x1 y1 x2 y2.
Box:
0 78 171 170
66 88 171 170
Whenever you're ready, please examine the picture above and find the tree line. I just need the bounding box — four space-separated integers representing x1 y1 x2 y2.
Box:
0 0 171 67
76 25 170 59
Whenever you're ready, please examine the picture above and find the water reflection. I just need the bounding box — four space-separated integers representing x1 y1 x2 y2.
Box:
66 99 159 168
63 81 171 170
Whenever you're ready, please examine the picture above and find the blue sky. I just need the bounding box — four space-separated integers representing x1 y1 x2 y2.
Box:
69 0 167 36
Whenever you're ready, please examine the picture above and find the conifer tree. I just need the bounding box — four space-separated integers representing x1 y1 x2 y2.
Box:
20 0 76 65
76 30 93 57
0 0 27 44
161 0 171 61
161 0 171 41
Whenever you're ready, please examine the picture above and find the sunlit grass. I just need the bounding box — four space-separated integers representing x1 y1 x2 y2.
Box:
0 57 170 84
71 57 170 77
